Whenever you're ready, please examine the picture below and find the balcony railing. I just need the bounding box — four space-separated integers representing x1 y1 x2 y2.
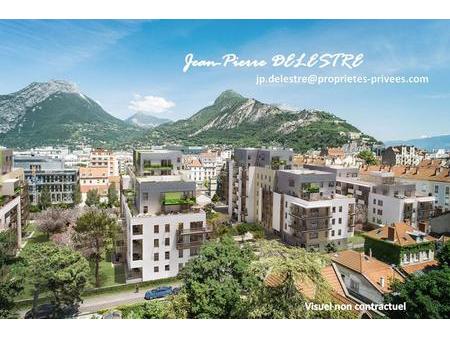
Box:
178 227 213 236
176 239 207 249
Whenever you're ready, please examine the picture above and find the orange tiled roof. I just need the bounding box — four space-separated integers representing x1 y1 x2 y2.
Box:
401 260 438 275
265 265 346 300
331 250 404 294
359 163 450 183
364 222 437 247
79 167 109 178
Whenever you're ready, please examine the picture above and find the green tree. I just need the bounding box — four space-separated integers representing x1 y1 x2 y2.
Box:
384 267 450 319
85 189 100 207
73 183 82 205
22 243 90 318
211 194 220 203
0 229 18 274
0 278 23 318
121 294 189 319
437 240 450 266
73 208 119 287
246 240 355 319
181 236 256 318
325 242 337 253
107 184 119 207
38 186 52 210
357 150 378 165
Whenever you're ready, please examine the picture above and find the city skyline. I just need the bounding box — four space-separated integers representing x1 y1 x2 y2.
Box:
0 20 450 141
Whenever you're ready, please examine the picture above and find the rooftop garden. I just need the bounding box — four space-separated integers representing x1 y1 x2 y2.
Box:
162 192 196 206
143 163 173 170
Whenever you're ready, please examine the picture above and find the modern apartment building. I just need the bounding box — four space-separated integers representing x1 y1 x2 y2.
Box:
13 155 78 205
227 148 356 250
0 148 29 249
89 148 119 177
121 149 209 282
272 169 356 250
382 145 424 166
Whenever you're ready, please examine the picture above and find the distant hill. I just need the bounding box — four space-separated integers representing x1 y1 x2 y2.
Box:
144 90 379 152
384 135 450 151
125 112 171 128
0 80 144 148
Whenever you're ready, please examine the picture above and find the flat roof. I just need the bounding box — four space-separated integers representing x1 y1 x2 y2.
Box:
279 169 332 175
136 175 188 183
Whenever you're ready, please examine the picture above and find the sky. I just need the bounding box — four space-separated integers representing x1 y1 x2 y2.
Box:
0 19 449 141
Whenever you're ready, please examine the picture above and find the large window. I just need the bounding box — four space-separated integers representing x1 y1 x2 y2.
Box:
132 224 143 235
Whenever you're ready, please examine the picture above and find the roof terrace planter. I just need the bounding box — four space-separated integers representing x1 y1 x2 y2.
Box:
162 197 196 206
144 164 173 170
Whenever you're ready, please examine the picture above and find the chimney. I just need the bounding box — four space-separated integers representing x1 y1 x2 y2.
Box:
418 222 427 233
380 277 385 288
387 226 396 242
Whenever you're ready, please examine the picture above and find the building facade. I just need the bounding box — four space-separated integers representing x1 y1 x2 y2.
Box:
122 149 209 282
13 155 78 205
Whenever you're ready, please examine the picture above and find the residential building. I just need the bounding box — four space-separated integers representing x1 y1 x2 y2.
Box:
382 145 424 166
227 148 356 251
13 155 77 205
331 250 404 304
121 149 209 282
0 148 29 249
336 171 435 228
272 169 356 250
363 222 438 275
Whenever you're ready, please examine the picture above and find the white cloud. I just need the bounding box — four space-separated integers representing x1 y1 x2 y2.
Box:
128 94 176 114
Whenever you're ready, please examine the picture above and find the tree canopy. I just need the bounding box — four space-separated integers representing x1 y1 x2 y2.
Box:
357 149 378 165
384 266 450 319
73 207 119 287
21 242 90 318
85 189 101 207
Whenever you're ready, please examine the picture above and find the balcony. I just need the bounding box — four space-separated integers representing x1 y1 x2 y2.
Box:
178 227 213 236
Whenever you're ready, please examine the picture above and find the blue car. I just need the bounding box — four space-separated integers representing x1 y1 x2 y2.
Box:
144 286 173 300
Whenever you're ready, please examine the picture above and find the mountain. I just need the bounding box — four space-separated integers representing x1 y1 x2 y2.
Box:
0 80 144 148
145 90 378 152
125 112 171 128
384 134 450 151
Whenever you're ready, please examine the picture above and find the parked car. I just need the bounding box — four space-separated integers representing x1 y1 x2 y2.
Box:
144 286 173 300
25 303 79 319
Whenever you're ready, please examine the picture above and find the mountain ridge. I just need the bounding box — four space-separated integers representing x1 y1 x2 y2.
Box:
0 80 144 148
145 90 379 152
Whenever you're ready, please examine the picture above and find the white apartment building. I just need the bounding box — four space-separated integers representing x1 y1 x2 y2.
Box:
228 148 355 250
121 149 209 282
382 145 424 166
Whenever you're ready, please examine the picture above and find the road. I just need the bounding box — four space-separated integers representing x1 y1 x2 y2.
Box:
19 280 182 318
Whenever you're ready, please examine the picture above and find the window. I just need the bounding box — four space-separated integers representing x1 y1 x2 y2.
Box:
179 250 184 258
332 219 335 225
154 253 159 261
132 224 143 235
154 266 159 273
165 224 170 233
350 280 359 292
165 251 170 260
378 200 383 206
435 185 439 193
331 230 335 237
309 232 318 239
154 225 159 233
373 208 376 214
165 265 170 271
332 207 336 213
339 206 342 212
377 209 383 216
373 198 376 204
143 206 148 214
338 229 342 236
154 239 159 247
143 192 149 201
165 238 170 246
338 218 342 224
